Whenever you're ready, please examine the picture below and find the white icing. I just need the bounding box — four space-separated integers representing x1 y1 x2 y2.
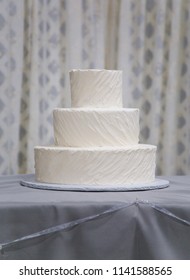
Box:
53 108 139 147
70 69 122 108
34 69 157 186
35 145 156 185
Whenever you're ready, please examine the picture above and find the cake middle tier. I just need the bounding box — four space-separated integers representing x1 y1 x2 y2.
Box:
53 108 139 147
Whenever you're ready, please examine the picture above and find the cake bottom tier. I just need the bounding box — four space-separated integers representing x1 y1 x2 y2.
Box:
34 145 156 185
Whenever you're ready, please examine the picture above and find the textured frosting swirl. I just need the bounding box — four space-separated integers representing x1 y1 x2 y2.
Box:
70 69 122 108
35 145 156 185
53 108 139 147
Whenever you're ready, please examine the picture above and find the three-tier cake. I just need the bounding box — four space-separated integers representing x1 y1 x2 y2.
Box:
34 70 156 186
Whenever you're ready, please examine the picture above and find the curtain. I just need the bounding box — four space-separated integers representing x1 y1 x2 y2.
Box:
0 0 190 175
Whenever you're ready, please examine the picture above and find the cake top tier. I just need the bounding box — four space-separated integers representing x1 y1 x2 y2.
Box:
70 69 122 108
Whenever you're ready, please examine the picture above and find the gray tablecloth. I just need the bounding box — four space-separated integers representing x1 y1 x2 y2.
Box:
0 174 190 260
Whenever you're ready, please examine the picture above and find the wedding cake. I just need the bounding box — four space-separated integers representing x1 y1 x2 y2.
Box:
34 69 156 186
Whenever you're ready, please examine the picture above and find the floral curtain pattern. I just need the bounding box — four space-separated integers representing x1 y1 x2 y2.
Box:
0 0 190 175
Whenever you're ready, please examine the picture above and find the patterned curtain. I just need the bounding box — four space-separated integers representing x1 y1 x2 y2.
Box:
0 0 23 174
0 0 190 175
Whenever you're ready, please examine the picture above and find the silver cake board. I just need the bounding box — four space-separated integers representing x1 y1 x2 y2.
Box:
20 174 169 192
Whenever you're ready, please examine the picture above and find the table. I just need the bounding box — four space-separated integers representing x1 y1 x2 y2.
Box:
0 175 190 260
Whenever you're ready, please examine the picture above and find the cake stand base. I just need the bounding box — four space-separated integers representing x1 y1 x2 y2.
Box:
20 174 169 192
